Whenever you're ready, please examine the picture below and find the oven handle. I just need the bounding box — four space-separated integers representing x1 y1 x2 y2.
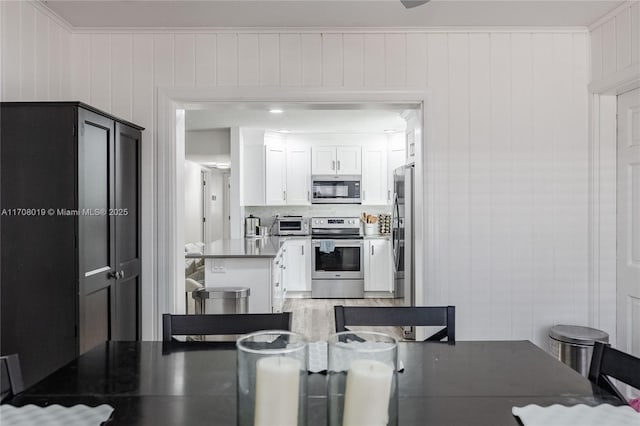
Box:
311 241 363 247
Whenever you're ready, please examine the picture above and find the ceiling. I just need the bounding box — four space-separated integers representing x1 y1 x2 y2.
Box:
43 0 621 28
185 103 409 133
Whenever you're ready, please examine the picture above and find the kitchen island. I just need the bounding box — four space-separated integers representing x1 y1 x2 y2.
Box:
185 237 303 313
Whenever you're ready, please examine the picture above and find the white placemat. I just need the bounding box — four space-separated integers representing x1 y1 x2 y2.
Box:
307 341 404 373
512 404 640 426
0 404 114 426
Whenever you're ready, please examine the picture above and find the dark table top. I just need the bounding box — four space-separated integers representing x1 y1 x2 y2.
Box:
7 340 619 425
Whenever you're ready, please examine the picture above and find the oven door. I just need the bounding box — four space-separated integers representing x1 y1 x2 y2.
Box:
311 239 364 280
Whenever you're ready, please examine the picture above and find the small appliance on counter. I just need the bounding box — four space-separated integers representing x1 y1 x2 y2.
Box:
244 215 260 238
275 215 310 236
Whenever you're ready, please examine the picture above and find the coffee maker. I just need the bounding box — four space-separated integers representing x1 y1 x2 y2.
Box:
244 215 260 237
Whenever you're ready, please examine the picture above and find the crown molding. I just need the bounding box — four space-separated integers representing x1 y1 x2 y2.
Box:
31 0 74 33
68 26 588 34
588 0 634 30
32 0 589 35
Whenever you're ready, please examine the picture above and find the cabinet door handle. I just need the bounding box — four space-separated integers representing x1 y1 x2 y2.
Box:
388 190 391 201
332 160 336 170
337 160 341 170
301 245 304 256
307 190 310 201
363 190 366 200
283 190 286 201
108 271 118 279
371 245 375 256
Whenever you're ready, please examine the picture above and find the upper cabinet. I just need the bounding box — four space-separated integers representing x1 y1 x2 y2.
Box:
265 143 286 205
286 145 312 205
312 145 361 175
362 145 388 205
240 129 266 206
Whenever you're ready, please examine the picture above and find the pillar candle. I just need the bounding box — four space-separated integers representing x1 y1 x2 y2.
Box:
342 359 393 426
254 356 301 426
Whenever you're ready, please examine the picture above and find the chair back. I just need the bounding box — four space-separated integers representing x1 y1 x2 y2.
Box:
162 312 292 342
334 305 455 344
0 354 24 402
588 342 640 404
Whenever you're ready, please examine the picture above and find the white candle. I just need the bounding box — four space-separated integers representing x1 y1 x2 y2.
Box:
342 359 393 426
254 356 301 426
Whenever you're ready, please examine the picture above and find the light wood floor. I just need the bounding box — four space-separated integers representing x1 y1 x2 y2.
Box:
282 298 405 342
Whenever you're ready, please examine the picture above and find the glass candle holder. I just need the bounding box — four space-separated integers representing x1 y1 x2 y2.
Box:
327 331 398 426
237 330 308 426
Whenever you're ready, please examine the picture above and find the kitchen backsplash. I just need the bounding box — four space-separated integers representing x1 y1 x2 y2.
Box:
246 205 392 227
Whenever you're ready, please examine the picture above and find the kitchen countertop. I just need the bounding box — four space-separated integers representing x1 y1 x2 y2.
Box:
186 237 283 258
186 234 391 259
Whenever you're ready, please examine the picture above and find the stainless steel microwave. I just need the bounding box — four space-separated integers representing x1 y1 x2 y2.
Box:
311 175 361 204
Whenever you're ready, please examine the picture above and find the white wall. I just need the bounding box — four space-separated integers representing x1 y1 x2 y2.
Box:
1 1 595 346
185 128 231 164
184 160 204 244
205 169 226 243
589 1 640 90
1 1 72 101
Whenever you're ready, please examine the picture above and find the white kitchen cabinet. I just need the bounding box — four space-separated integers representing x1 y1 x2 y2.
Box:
311 146 337 174
265 143 286 205
364 239 393 293
283 238 311 292
286 145 311 205
336 146 361 174
311 145 361 175
362 145 388 205
388 132 406 204
240 129 265 206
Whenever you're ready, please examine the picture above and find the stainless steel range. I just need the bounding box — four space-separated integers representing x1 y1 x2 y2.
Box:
311 217 364 298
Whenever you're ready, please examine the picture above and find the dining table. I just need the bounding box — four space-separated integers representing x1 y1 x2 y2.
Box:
5 340 621 425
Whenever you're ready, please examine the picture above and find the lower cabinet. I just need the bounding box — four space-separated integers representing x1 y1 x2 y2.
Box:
364 239 393 293
283 239 312 293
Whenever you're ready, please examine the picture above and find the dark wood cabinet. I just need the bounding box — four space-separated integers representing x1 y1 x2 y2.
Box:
1 102 143 387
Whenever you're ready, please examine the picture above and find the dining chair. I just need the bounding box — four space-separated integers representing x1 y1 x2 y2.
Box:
588 341 640 404
0 354 24 402
334 305 456 344
162 312 292 342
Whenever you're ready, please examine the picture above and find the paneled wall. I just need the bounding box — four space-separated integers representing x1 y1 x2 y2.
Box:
0 1 71 101
590 1 640 86
1 2 595 346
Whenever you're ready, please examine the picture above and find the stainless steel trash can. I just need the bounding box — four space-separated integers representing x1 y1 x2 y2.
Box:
192 287 250 315
548 325 609 377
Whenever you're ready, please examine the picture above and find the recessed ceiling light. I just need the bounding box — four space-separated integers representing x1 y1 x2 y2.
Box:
384 129 397 133
278 129 290 133
269 108 283 114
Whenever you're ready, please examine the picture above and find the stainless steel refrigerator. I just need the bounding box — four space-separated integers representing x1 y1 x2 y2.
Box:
392 165 415 339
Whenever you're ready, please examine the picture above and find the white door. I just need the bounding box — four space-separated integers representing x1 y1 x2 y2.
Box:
388 132 406 205
286 145 311 205
336 146 361 175
362 146 388 205
311 146 336 174
364 239 393 292
265 144 286 205
617 88 640 359
284 239 311 292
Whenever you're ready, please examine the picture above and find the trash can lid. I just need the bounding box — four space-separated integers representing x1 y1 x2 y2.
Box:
192 286 250 299
549 325 609 345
